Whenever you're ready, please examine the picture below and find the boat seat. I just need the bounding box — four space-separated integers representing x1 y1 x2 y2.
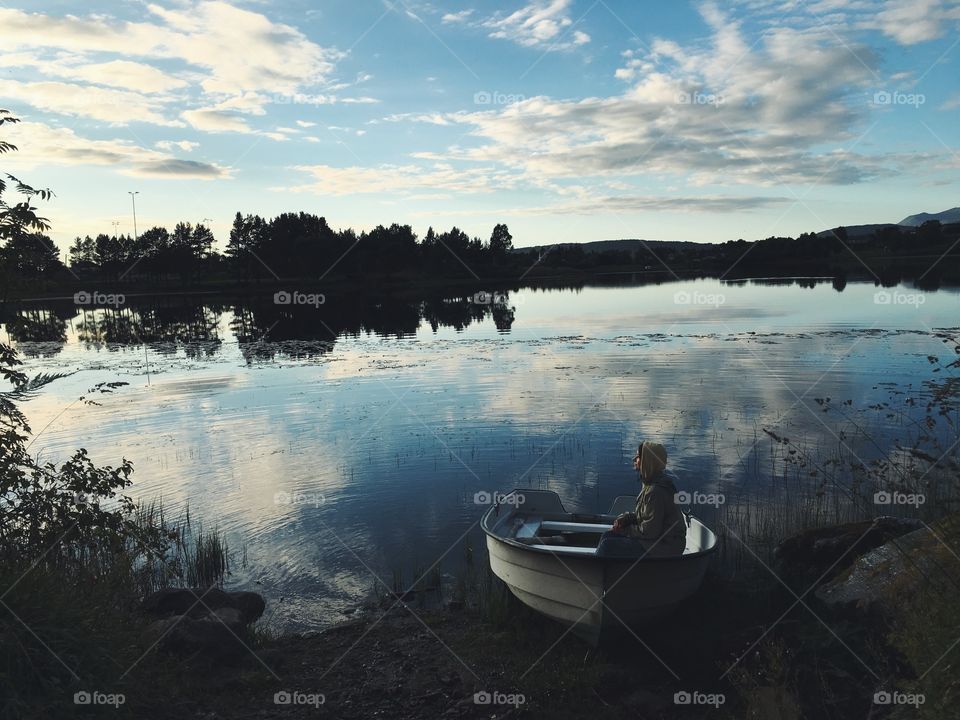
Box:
528 544 598 555
540 521 611 533
513 516 543 540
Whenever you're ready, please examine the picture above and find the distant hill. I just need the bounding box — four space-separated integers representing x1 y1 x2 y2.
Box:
516 207 960 252
815 223 902 239
515 239 708 254
899 207 960 226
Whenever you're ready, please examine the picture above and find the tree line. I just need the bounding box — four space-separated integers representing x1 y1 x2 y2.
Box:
28 214 515 282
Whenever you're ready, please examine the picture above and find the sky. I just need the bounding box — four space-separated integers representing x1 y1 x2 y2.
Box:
0 0 958 253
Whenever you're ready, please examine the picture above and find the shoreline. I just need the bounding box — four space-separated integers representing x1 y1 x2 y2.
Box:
5 257 960 304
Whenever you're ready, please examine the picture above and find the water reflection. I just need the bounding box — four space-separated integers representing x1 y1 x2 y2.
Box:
4 305 71 356
2 279 958 632
1 290 520 362
76 304 224 358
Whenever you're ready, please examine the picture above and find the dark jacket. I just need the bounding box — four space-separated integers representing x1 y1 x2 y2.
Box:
622 469 686 556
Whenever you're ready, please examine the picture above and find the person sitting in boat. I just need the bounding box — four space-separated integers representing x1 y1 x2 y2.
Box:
597 441 687 557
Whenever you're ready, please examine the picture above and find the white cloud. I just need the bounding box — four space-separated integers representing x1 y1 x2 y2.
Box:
0 79 182 126
182 108 254 133
72 59 190 92
412 193 792 217
0 2 344 127
282 163 514 196
337 2 939 209
572 30 591 45
733 0 960 46
5 121 230 179
872 0 960 45
424 5 888 187
0 55 188 93
510 194 793 215
296 120 317 128
155 139 200 152
484 0 589 49
442 9 474 23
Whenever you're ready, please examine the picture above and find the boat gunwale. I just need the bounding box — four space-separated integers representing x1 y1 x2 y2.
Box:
481 489 719 563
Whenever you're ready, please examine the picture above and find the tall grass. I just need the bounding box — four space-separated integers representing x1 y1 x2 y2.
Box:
712 421 960 579
123 501 231 594
0 501 231 720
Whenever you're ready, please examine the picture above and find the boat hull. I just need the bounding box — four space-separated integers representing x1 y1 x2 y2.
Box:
481 490 717 645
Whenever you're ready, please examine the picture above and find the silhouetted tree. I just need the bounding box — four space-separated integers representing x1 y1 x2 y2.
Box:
489 223 513 263
1 233 63 278
69 235 97 268
0 109 63 288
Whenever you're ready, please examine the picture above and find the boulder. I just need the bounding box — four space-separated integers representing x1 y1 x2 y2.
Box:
142 587 265 624
774 516 923 586
141 587 233 617
230 591 266 624
212 607 246 631
140 587 266 662
145 615 250 664
815 527 938 613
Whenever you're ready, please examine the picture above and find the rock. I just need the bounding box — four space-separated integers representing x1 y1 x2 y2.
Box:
142 587 265 624
774 516 923 586
142 587 233 618
212 607 245 630
144 614 252 664
815 526 938 613
230 591 266 624
140 587 267 664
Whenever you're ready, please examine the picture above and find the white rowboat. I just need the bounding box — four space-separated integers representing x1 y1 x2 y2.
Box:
481 489 718 645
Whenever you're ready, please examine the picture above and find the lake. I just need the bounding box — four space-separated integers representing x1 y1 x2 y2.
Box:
3 277 958 630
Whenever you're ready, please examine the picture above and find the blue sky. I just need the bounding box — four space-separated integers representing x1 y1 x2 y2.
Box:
1 0 958 252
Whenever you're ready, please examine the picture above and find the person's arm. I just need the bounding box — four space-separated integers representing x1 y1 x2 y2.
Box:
612 512 637 533
629 487 666 540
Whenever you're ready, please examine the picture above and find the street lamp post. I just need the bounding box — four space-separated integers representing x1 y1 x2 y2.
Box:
128 191 139 245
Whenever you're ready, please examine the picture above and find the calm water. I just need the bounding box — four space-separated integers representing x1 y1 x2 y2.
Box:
4 278 958 630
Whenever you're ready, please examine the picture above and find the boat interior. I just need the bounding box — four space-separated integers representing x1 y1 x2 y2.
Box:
484 490 716 558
